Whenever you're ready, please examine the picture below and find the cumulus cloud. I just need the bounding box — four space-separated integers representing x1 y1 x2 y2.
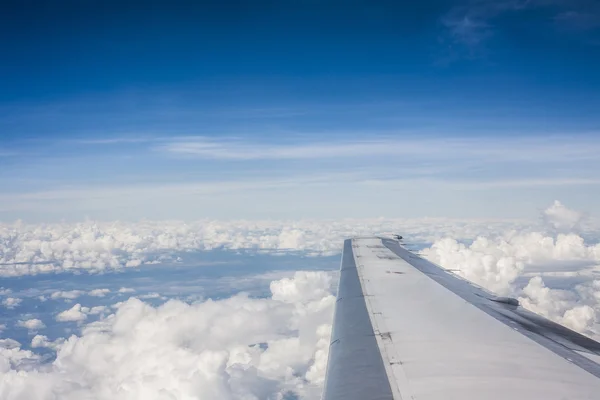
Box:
56 304 88 322
88 288 110 297
118 287 135 293
0 272 334 400
2 297 21 309
31 335 65 351
16 319 45 331
542 200 584 232
421 200 600 338
422 231 600 294
0 218 535 276
517 276 598 336
0 339 40 373
139 293 166 300
50 290 85 300
49 289 111 300
270 271 331 304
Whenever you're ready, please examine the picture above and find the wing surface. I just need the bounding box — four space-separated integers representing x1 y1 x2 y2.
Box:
322 237 600 400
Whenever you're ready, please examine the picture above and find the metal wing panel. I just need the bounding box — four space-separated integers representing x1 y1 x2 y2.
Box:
322 239 394 400
322 237 600 400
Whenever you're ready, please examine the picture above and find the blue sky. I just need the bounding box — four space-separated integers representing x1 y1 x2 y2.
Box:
2 0 600 221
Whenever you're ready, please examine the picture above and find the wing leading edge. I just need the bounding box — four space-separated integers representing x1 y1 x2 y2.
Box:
322 237 600 400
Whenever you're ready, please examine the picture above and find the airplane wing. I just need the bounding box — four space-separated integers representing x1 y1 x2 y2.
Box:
322 237 600 400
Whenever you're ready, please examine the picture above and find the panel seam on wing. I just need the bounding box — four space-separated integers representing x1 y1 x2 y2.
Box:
353 237 414 400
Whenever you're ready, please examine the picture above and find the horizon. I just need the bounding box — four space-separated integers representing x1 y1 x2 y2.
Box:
2 0 600 221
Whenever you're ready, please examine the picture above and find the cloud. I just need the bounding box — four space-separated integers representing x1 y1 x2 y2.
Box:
118 287 135 293
441 0 532 55
89 288 110 297
50 290 85 300
56 304 88 322
16 319 45 331
0 339 40 373
3 135 600 221
0 206 598 399
139 292 163 300
421 200 600 338
160 135 600 162
554 7 600 31
542 200 584 232
422 201 600 293
54 303 121 324
270 271 331 304
518 276 598 334
0 217 539 276
2 297 22 309
441 0 600 53
31 335 65 351
423 231 600 289
0 272 334 400
88 306 109 315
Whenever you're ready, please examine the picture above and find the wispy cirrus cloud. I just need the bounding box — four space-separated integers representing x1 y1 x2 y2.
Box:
441 0 600 53
555 9 600 31
3 133 600 221
159 135 600 162
361 177 600 189
441 0 532 54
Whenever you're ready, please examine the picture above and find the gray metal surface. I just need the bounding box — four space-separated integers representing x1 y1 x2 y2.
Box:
322 239 394 400
322 237 600 400
382 238 600 379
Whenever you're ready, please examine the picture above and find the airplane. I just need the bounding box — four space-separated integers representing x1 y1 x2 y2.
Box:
322 236 600 400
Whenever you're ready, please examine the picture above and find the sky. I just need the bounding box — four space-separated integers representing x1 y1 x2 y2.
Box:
3 3 600 398
2 3 600 398
1 0 600 221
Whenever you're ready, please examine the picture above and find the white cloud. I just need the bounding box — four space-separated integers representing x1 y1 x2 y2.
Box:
0 272 334 400
0 217 537 276
54 303 117 324
517 276 598 336
56 304 88 323
0 339 40 374
87 306 109 315
270 271 331 304
161 136 600 162
49 289 111 300
543 200 584 232
422 231 600 293
50 290 85 300
16 319 46 331
118 287 135 293
0 338 21 350
139 292 162 299
421 201 600 338
31 335 65 351
2 297 22 309
89 288 110 297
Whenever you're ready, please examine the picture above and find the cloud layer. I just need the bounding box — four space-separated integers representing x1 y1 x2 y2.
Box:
1 201 600 399
0 271 334 400
0 218 532 276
